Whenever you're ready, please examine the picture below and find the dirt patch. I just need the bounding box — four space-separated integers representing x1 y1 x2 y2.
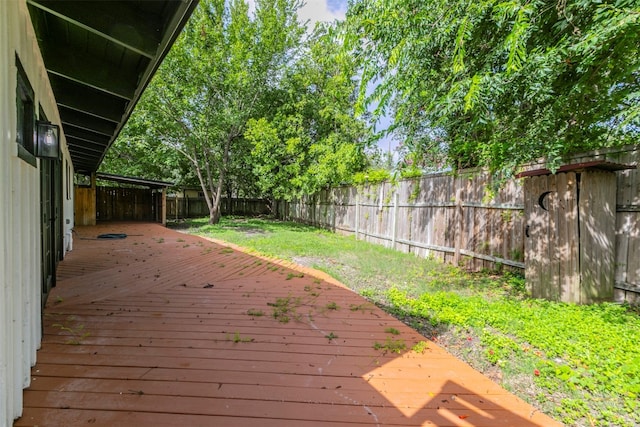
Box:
291 256 323 268
224 226 268 237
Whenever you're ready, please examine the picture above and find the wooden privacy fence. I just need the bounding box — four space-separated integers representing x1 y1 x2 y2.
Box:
96 187 163 222
166 197 271 219
274 145 640 303
275 169 526 271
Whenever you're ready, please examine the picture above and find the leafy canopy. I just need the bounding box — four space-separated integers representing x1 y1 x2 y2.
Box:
347 0 640 173
246 24 371 199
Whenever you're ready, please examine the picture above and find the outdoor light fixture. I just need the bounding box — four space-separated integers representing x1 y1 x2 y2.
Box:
36 121 59 159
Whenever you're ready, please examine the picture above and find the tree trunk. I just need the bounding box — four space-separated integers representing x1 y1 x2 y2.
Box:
207 174 225 225
226 185 232 215
206 137 231 225
209 204 221 224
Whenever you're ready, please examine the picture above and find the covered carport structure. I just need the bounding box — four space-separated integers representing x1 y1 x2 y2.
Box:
75 172 174 226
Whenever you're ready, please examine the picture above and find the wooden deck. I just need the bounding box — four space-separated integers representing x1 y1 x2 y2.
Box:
15 223 562 426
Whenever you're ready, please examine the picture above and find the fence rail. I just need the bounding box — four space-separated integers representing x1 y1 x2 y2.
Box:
275 145 640 304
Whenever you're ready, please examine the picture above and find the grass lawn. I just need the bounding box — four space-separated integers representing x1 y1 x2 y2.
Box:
172 216 640 427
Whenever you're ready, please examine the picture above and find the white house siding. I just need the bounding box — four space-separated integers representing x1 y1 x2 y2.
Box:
1 1 74 425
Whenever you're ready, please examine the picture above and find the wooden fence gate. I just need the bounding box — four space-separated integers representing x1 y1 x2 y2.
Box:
523 169 617 303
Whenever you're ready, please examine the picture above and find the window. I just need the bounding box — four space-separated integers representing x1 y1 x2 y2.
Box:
16 55 36 166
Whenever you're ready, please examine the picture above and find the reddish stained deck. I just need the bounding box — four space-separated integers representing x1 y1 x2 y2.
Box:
15 223 562 427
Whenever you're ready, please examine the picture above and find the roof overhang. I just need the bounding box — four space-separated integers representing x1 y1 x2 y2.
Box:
96 172 173 189
516 160 637 178
28 0 199 174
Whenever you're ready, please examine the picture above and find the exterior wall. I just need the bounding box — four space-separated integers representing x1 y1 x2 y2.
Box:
0 1 74 425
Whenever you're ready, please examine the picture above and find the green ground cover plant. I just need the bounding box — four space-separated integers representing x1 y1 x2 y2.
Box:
174 216 640 427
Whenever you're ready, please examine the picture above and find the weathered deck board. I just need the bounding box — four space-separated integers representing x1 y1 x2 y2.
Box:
16 223 561 427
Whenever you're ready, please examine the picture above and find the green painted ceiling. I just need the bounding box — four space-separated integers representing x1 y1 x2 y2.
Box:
28 0 199 173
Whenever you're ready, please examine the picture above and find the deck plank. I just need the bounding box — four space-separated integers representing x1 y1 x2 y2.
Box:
16 223 561 426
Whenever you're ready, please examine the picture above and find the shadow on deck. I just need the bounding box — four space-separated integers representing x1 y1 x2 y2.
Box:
15 223 562 426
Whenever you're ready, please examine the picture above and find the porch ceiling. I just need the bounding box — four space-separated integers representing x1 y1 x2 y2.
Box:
27 0 199 174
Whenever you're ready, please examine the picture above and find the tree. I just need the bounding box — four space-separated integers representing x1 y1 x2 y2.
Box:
246 23 372 199
347 0 640 174
136 0 304 223
99 107 196 186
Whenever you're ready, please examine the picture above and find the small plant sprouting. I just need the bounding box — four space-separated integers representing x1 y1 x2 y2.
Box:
285 272 304 280
360 289 376 299
52 322 90 345
325 332 338 342
326 301 339 311
246 309 265 317
219 248 234 254
268 295 302 323
412 341 430 354
350 303 373 313
303 285 322 298
385 327 400 335
373 338 406 354
228 332 253 343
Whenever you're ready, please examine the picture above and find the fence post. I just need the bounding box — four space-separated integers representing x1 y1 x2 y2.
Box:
453 186 463 266
392 191 398 249
331 191 336 231
355 193 360 240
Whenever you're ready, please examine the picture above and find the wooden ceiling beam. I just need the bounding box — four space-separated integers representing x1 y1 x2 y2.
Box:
59 107 117 137
64 127 111 146
66 142 108 156
42 42 140 100
50 76 127 123
27 0 161 59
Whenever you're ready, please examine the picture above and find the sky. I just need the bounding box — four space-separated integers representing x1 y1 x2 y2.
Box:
297 0 348 26
246 0 348 27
